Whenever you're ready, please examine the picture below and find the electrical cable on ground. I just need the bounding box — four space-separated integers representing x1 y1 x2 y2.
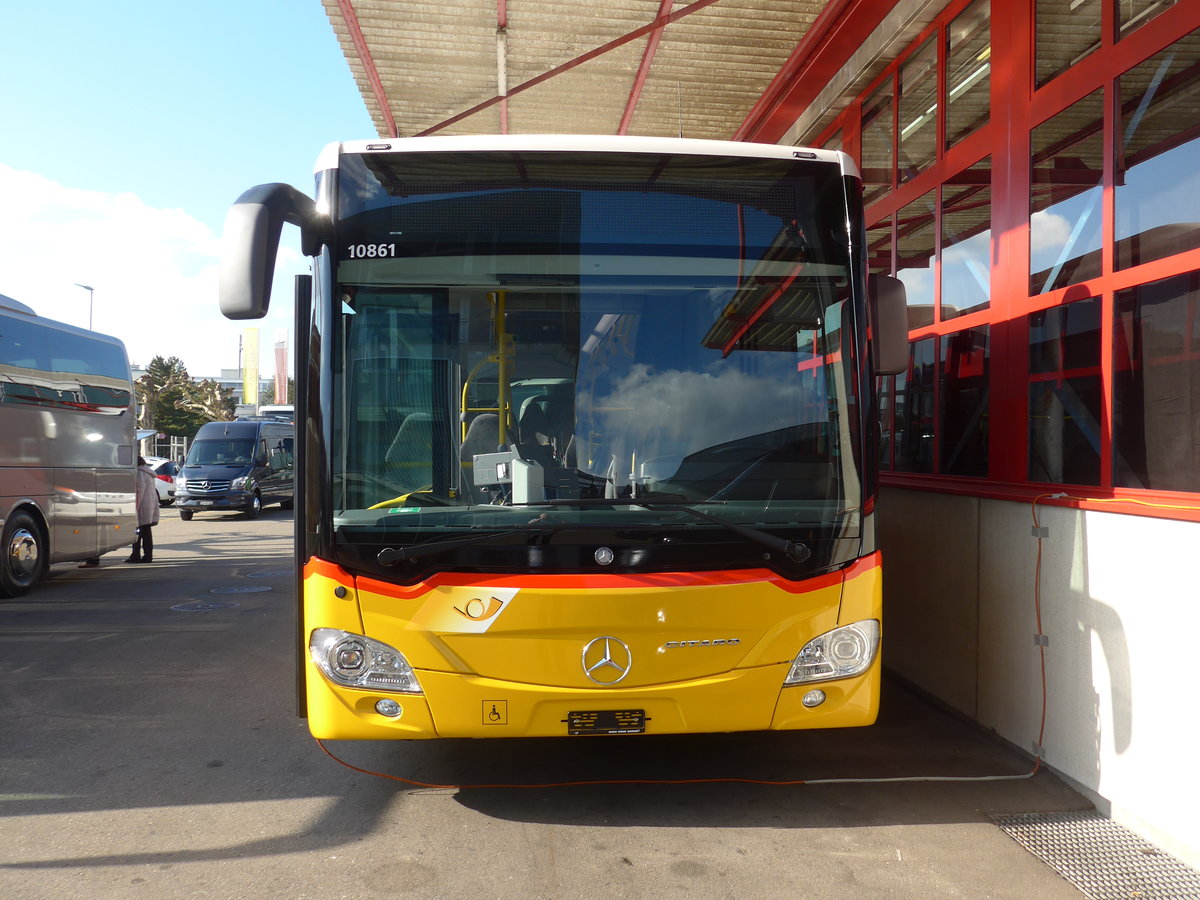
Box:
315 735 1041 790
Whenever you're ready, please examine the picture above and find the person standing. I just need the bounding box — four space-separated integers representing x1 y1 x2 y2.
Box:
127 456 160 563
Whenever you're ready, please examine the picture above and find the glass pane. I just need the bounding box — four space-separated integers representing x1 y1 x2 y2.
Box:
899 38 938 181
1114 271 1200 491
1116 28 1200 270
877 373 896 471
941 159 991 319
940 327 989 476
872 215 897 470
897 192 936 328
1028 298 1102 484
1036 0 1102 88
862 81 894 206
895 338 935 473
868 218 893 278
1120 0 1178 36
1030 90 1105 294
946 0 991 148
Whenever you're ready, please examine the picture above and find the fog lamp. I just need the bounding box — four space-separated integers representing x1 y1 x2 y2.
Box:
802 689 826 708
375 699 403 717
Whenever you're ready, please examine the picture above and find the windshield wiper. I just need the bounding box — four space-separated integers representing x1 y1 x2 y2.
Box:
522 499 812 563
378 526 551 565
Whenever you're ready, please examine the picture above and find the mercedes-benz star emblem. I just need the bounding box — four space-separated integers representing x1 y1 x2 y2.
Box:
581 636 632 685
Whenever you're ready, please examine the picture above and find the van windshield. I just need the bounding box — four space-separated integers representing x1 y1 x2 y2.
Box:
185 439 257 466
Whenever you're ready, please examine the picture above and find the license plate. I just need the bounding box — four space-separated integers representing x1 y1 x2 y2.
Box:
200 501 214 506
565 709 647 735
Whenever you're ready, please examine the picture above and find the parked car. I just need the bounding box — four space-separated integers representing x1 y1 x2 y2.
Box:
174 420 295 520
143 456 179 506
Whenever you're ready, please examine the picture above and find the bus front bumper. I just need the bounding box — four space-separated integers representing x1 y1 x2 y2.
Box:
175 491 253 511
304 659 880 740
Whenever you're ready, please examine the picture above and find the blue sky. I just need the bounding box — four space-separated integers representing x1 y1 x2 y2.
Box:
1 0 375 377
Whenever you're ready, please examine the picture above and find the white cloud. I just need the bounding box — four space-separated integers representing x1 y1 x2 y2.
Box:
585 363 820 481
1030 208 1073 254
0 164 300 379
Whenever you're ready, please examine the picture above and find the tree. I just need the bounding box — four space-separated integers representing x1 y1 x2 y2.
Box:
135 356 236 438
135 356 190 433
180 379 236 422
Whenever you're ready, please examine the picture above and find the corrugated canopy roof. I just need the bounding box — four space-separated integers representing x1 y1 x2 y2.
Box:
321 0 839 141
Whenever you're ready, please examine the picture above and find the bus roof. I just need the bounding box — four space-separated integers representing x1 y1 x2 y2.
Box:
0 294 129 354
315 134 857 180
0 294 36 316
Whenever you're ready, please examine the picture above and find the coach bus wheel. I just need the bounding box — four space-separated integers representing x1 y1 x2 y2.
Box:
244 493 262 519
0 510 45 598
179 510 194 521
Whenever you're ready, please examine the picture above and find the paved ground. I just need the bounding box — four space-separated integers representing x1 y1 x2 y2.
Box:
0 507 1091 898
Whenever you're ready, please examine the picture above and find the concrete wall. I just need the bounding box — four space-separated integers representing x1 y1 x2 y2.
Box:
879 487 1200 870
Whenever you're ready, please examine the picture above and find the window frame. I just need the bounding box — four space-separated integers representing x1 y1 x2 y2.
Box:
807 0 1200 518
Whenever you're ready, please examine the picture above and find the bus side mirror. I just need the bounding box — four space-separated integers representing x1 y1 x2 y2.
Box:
219 183 327 320
868 274 909 376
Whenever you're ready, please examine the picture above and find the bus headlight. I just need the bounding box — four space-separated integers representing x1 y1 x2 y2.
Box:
310 628 422 693
232 476 254 491
784 620 880 686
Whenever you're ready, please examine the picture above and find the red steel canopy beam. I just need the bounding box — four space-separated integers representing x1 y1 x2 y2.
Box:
334 0 399 138
416 0 725 137
734 0 900 144
618 0 676 135
719 266 803 357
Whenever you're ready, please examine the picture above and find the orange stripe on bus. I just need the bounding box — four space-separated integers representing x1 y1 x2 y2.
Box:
300 554 884 600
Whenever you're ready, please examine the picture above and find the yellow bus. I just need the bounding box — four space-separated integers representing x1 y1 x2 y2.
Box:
219 135 906 739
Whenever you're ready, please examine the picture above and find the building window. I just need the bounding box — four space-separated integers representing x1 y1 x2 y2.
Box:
1036 0 1102 88
940 327 990 476
1116 27 1200 271
1028 298 1103 485
897 191 937 328
830 0 1200 503
942 158 992 320
862 81 894 207
895 338 936 473
946 0 991 149
878 371 897 471
882 329 990 477
1114 270 1200 491
868 218 893 279
1031 90 1105 294
899 37 938 181
1120 0 1179 36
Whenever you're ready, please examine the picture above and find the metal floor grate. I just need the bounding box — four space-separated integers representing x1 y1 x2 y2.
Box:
992 810 1200 899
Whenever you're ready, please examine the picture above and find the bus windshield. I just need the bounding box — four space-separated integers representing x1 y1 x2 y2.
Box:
329 149 864 574
184 439 258 466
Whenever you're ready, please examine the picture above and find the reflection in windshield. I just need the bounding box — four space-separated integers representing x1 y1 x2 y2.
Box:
185 439 256 466
330 150 863 543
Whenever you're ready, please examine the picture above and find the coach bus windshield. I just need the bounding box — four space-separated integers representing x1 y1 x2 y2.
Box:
327 149 865 576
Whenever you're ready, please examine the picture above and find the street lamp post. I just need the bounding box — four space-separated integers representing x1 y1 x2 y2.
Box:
74 283 94 330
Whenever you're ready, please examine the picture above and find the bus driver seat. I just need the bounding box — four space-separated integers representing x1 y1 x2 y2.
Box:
459 413 500 503
385 412 433 493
